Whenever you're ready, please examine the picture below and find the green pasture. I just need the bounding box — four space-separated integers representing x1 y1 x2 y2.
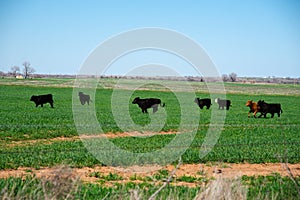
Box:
0 78 299 168
0 78 300 199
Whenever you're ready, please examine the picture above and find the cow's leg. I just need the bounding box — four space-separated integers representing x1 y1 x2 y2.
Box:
271 113 274 118
253 111 257 118
50 102 54 108
248 112 251 118
277 112 280 117
152 105 158 113
41 104 43 107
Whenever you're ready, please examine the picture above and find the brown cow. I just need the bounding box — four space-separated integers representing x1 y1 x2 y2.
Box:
245 100 260 118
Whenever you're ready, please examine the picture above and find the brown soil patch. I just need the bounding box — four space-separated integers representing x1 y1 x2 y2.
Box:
5 131 180 147
0 163 299 187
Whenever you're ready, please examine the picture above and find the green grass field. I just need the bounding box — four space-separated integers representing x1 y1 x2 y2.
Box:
0 78 299 199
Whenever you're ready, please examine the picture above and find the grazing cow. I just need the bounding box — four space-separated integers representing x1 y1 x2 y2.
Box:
30 94 54 108
132 97 165 113
194 98 212 109
215 98 231 110
78 92 92 105
257 100 283 118
245 100 261 118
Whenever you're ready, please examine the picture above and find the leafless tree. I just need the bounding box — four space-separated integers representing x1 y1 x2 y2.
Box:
229 72 237 82
222 74 229 82
0 71 5 77
10 66 20 76
22 61 35 79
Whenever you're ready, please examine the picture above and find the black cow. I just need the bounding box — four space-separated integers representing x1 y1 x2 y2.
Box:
78 92 92 105
132 97 165 113
194 98 212 109
257 100 283 118
30 94 54 108
215 98 231 110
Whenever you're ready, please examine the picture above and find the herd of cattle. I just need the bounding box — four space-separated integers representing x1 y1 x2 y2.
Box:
30 92 283 118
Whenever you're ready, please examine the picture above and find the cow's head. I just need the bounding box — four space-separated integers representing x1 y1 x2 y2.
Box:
245 100 253 107
78 92 83 96
132 97 140 104
30 95 37 102
257 100 265 106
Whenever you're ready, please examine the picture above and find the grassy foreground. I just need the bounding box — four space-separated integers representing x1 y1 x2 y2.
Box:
0 172 299 199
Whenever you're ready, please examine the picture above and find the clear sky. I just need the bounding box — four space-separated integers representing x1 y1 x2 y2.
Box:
0 0 300 77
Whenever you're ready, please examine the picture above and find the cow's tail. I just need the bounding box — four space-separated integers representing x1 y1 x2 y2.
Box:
280 108 283 113
160 102 165 107
90 99 93 102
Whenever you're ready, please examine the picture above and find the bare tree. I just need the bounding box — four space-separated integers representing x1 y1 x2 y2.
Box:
222 74 229 82
229 72 237 82
0 71 5 77
10 66 20 77
22 61 35 79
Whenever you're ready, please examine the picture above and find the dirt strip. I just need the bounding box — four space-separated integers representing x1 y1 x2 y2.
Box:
5 131 180 147
0 163 299 187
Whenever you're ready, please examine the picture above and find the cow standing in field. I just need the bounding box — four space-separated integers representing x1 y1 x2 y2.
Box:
30 94 54 108
215 98 231 110
78 92 92 105
245 100 261 118
257 100 283 118
132 97 165 113
194 98 212 109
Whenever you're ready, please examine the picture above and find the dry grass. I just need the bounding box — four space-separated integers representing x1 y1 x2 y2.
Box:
195 176 248 200
1 165 81 200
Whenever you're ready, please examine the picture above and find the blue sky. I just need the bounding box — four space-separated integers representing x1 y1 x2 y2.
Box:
0 0 300 77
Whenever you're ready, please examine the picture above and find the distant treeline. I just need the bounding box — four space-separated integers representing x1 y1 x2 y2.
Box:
1 72 299 84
